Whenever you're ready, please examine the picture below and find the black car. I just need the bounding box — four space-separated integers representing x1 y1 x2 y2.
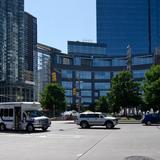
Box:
141 113 160 125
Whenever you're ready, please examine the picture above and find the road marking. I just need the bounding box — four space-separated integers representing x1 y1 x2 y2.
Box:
0 133 84 139
77 154 82 157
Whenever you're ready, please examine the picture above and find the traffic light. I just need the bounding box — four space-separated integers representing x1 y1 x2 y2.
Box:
52 72 57 82
73 88 77 96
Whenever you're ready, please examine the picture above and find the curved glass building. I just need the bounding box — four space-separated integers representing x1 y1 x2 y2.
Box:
40 41 160 108
97 0 160 56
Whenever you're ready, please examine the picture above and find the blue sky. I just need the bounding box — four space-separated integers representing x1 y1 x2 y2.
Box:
25 0 96 53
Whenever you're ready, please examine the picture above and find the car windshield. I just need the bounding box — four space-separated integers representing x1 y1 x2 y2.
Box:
25 110 43 118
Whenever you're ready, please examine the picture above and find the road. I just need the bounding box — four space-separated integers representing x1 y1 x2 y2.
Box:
0 121 159 160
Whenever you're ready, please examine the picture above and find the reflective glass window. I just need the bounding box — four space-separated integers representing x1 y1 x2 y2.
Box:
66 97 73 104
132 56 153 65
94 72 110 79
74 57 81 66
81 97 92 103
93 58 111 66
112 58 127 66
77 82 92 90
62 81 73 89
95 83 110 90
76 71 91 79
62 70 72 78
62 57 72 65
81 91 92 97
132 70 148 78
65 90 72 96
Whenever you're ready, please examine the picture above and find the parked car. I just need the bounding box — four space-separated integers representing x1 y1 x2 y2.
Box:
62 110 79 120
141 113 160 125
76 111 118 129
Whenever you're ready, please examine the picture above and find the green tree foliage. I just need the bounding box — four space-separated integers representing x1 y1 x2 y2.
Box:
143 65 160 111
40 83 66 116
108 71 141 116
95 96 109 113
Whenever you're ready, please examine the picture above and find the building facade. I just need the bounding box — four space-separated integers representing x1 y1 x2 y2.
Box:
97 0 160 56
37 43 61 101
24 12 37 83
0 0 35 102
50 41 158 109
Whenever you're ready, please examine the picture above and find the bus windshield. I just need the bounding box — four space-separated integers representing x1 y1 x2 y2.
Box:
25 110 43 118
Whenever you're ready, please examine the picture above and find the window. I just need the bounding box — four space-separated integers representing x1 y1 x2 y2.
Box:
63 57 72 65
9 109 13 117
132 56 153 65
74 57 81 66
62 70 72 78
76 82 91 89
112 58 126 66
81 58 91 66
4 109 8 117
94 72 110 79
132 70 148 78
62 81 73 89
93 58 111 66
76 71 91 79
66 97 73 104
95 83 110 90
81 97 92 103
0 109 3 116
65 90 72 96
81 91 92 97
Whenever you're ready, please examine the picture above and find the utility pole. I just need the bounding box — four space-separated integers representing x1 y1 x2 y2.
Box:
127 45 132 72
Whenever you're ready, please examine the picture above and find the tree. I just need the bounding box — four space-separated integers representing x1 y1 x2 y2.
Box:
95 96 109 113
108 71 141 116
40 83 66 117
143 65 160 111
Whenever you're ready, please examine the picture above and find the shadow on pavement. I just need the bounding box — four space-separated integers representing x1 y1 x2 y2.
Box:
0 129 51 134
78 127 121 130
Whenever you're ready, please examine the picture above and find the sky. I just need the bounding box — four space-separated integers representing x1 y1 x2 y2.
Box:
25 0 96 53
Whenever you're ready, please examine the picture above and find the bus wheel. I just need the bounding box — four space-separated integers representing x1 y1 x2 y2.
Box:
27 124 34 132
0 123 6 131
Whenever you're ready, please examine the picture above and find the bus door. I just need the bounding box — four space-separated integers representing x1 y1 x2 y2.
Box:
14 107 21 130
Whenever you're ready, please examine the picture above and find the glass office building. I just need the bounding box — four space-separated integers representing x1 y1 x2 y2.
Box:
97 0 160 56
48 41 158 108
37 43 61 101
0 0 36 102
68 41 107 55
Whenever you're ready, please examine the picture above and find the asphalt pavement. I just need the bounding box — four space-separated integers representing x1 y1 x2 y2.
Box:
0 121 159 160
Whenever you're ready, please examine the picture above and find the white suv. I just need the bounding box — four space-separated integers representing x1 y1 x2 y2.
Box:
76 112 118 129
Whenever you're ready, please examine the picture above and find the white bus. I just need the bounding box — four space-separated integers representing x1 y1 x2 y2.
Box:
0 102 51 132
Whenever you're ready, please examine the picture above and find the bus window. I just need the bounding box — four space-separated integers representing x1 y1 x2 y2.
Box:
4 109 8 117
0 109 3 116
9 109 13 117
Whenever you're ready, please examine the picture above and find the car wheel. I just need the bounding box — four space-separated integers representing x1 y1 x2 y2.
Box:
80 121 89 129
106 121 114 129
42 126 48 131
27 124 34 132
0 123 6 131
146 121 151 125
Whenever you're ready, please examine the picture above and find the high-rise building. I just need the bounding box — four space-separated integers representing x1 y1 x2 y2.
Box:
97 0 160 56
0 0 25 82
0 0 35 102
24 12 37 83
